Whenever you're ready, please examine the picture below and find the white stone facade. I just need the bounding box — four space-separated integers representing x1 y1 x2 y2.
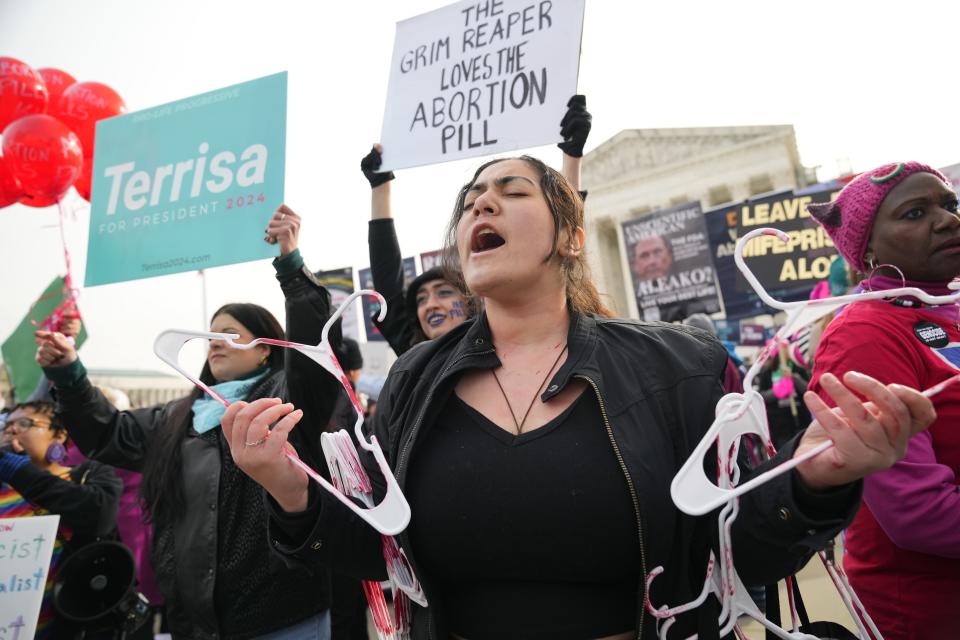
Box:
581 125 815 318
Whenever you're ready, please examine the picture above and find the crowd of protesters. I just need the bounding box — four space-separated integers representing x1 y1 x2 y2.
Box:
0 90 956 640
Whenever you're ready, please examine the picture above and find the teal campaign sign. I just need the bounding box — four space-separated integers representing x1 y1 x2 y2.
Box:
85 72 287 286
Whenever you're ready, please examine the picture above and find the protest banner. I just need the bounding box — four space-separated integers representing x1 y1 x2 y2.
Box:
0 515 60 638
359 257 417 341
622 202 721 323
704 203 768 320
314 267 359 340
379 0 586 170
420 249 443 272
1 277 87 403
85 72 287 286
735 187 840 295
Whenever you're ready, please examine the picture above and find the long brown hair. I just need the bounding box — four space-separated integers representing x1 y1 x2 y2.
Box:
441 155 614 318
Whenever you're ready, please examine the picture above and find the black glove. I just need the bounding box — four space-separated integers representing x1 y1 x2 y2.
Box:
360 146 395 188
557 95 591 158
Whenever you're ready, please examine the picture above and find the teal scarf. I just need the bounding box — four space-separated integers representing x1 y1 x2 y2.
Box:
191 369 270 434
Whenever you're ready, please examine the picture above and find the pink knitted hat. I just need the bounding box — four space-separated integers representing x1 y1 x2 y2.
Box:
807 161 949 272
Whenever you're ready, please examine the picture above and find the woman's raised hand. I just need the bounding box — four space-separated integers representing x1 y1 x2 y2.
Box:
35 330 78 368
221 398 310 512
360 143 395 190
264 204 301 257
795 371 936 490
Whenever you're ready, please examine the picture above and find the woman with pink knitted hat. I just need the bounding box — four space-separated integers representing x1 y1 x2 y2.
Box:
808 161 960 640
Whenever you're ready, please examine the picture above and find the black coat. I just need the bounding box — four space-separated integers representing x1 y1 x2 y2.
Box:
270 310 859 639
49 264 342 639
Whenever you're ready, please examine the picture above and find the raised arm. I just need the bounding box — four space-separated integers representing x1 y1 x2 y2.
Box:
362 144 417 355
35 333 170 472
362 143 394 221
265 204 343 469
557 94 591 194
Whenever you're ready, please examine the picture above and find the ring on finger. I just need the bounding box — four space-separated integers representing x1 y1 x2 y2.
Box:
280 213 286 222
245 435 268 447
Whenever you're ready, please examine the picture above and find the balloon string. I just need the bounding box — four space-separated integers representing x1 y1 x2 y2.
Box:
31 199 81 332
56 198 79 302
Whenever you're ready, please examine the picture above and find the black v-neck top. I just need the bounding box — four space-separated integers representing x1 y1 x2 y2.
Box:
405 390 640 639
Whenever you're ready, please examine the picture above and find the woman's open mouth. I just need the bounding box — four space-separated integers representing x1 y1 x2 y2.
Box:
427 312 447 327
470 225 506 254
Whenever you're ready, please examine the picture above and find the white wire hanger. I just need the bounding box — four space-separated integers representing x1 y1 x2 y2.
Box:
671 227 960 517
153 289 412 537
657 227 960 639
156 289 426 639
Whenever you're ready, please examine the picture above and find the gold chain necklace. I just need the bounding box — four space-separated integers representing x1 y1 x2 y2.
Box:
490 345 568 434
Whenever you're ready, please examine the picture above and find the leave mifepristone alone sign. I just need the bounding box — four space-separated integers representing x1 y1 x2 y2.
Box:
379 0 586 171
84 72 287 286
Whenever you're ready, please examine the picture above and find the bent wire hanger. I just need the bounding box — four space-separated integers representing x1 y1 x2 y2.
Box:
154 289 412 537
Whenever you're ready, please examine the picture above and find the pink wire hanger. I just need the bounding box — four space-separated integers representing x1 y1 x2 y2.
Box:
152 289 413 537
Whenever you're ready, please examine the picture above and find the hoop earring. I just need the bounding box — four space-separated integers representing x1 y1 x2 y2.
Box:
864 261 906 291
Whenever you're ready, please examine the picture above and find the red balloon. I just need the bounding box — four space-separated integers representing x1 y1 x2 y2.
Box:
0 150 23 208
55 81 125 156
2 114 83 203
0 57 49 130
19 192 61 208
38 68 76 110
74 155 92 201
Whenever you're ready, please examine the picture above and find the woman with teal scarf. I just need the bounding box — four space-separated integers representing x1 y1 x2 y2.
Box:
34 205 343 640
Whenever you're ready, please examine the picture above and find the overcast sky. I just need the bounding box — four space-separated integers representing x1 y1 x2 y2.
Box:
2 0 958 376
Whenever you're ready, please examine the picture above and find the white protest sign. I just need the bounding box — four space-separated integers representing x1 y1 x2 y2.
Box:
380 0 586 170
0 515 60 638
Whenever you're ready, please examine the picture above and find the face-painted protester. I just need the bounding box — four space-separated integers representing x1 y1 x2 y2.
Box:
359 95 593 355
808 162 960 640
34 206 343 640
222 157 933 640
0 401 122 638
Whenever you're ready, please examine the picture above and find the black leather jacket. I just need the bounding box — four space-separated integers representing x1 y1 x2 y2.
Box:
48 263 342 639
271 310 859 639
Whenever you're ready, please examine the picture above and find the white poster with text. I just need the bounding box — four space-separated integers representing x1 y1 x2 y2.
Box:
0 516 60 639
380 0 586 170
